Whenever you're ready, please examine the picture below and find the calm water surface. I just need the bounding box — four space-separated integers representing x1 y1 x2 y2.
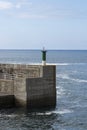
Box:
0 50 87 130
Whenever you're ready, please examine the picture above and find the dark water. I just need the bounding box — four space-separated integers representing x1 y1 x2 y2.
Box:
0 50 87 130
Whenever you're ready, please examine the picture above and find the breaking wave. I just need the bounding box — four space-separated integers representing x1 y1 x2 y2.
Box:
35 109 73 116
47 62 87 66
56 86 66 98
57 73 87 83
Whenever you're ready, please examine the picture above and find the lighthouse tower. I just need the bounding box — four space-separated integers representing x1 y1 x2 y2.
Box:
42 47 47 65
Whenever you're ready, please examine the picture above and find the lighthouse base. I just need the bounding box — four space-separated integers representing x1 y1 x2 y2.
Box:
42 61 46 66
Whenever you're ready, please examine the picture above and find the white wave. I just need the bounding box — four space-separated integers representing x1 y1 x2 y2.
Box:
36 109 73 116
71 78 87 83
0 114 18 118
47 63 69 66
54 109 73 114
47 62 87 66
56 86 66 98
56 73 87 83
56 73 70 79
6 114 17 118
36 112 52 116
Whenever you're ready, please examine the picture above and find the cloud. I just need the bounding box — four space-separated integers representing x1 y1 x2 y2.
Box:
0 1 32 10
0 1 86 20
15 1 32 9
17 13 47 19
0 1 13 9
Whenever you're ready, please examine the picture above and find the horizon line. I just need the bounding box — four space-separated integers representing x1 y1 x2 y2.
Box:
0 49 87 51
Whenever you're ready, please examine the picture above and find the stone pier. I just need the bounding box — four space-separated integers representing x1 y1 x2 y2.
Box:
0 64 56 109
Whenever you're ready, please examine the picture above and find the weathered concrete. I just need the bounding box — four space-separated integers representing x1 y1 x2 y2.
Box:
14 78 27 108
26 66 56 108
0 64 56 109
0 94 14 108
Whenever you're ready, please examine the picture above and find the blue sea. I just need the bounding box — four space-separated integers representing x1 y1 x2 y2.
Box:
0 50 87 130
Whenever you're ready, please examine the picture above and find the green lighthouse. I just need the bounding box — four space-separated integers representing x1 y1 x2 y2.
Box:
42 47 47 65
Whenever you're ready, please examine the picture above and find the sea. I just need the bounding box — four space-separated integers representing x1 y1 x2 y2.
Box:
0 50 87 130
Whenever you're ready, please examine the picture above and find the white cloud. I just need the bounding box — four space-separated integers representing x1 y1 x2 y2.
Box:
1 1 85 20
0 1 13 9
0 1 32 10
18 13 47 19
15 1 32 9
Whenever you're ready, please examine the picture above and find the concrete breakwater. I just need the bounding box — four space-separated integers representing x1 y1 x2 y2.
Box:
0 64 56 109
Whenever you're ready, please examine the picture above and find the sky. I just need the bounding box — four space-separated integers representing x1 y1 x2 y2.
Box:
0 0 87 50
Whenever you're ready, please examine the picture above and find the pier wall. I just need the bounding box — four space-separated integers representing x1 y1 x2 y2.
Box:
0 64 56 109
